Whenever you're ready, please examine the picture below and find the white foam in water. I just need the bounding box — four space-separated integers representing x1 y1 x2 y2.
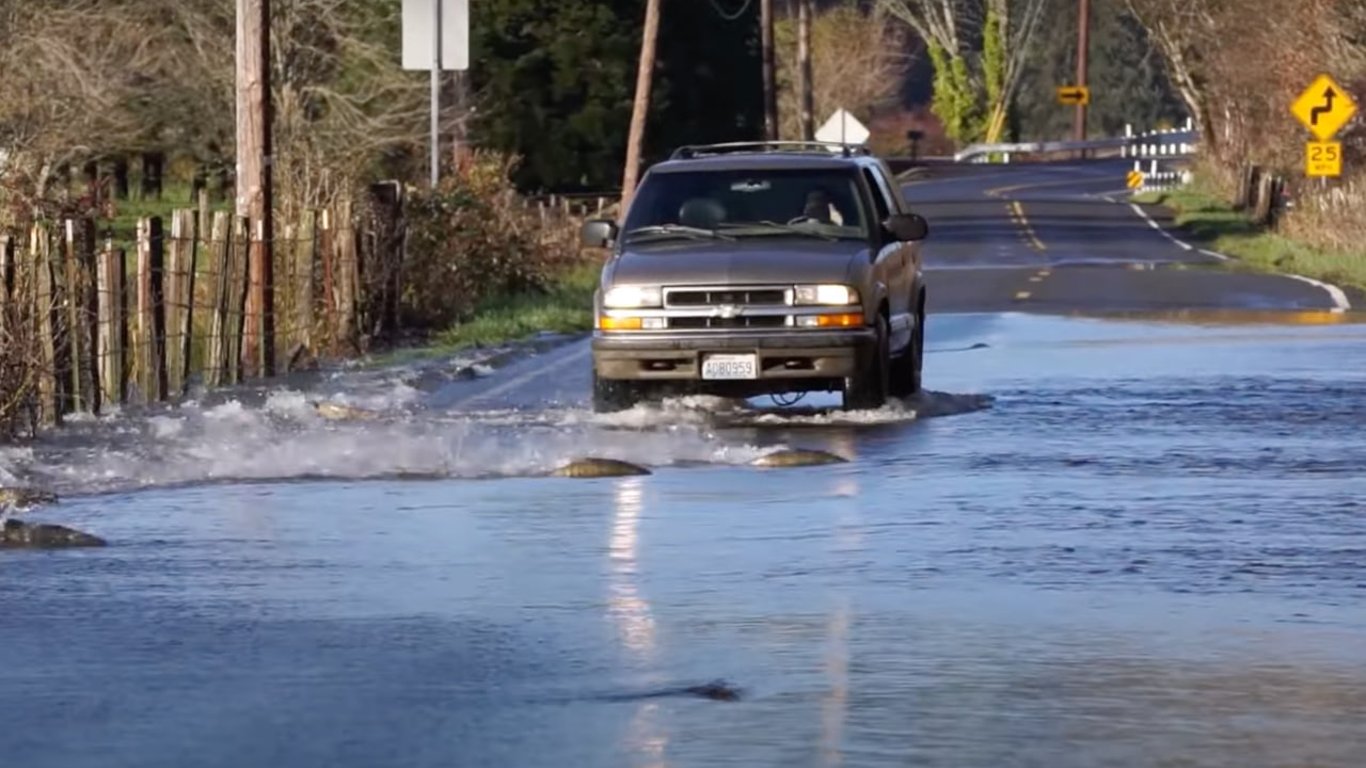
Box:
0 388 781 495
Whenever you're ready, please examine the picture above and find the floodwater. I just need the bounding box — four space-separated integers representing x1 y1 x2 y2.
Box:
3 311 1366 768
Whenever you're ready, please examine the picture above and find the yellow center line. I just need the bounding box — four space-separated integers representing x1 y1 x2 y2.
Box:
1014 291 1032 301
1007 200 1047 252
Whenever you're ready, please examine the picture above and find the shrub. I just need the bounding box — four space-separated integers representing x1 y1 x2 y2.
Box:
400 151 593 330
0 273 42 440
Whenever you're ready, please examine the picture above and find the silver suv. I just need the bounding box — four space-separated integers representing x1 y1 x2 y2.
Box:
581 141 929 412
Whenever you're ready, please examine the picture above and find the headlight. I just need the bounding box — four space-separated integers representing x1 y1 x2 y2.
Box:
793 284 859 306
603 285 663 308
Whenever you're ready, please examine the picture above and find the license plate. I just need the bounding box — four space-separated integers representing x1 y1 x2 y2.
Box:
701 353 758 380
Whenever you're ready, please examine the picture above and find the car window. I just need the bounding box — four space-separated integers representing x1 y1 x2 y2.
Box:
873 164 904 213
623 168 869 239
861 168 892 224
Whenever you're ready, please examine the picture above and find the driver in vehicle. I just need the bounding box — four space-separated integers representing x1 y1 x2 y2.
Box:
800 189 845 225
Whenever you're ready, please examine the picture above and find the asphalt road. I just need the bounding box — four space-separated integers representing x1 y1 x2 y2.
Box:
905 160 1355 314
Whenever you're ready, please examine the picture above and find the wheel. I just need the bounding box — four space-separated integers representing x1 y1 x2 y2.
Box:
889 300 924 399
843 314 889 410
592 371 644 413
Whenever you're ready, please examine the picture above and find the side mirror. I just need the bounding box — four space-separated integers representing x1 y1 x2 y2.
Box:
885 212 928 242
581 219 618 248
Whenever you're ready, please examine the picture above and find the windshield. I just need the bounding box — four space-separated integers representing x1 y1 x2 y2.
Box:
622 168 869 241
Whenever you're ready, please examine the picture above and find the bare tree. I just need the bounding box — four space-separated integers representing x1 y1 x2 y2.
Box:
983 0 1048 142
877 0 1046 144
877 0 972 54
1123 0 1218 150
777 2 913 141
0 0 446 226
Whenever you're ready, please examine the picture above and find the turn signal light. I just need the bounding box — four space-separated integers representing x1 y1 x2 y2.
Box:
599 316 666 331
795 313 864 328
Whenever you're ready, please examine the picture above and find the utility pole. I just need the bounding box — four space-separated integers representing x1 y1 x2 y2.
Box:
1073 0 1091 144
796 0 814 141
760 0 778 140
236 0 274 378
620 0 662 217
431 0 442 187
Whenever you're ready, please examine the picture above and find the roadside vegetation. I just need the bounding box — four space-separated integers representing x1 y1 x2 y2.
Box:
1121 0 1366 292
1136 185 1366 292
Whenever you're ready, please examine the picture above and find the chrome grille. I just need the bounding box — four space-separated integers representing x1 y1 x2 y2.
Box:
664 287 789 308
669 315 788 330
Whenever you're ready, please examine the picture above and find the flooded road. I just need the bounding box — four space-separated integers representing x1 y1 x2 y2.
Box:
4 310 1366 768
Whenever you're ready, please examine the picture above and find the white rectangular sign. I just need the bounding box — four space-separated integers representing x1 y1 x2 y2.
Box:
401 0 469 71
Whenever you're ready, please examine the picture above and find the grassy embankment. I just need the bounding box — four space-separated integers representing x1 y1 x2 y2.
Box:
431 263 599 352
1133 186 1366 293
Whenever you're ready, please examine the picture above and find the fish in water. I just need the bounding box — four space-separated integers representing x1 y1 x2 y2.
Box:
312 401 380 421
681 681 743 701
0 487 59 510
550 458 652 478
1 518 106 549
751 448 849 468
597 680 743 703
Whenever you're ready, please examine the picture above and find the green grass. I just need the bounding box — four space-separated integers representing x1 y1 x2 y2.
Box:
102 183 231 251
367 264 599 367
435 265 599 350
1133 187 1366 293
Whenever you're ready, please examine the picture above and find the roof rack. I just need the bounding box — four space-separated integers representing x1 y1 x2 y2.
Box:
669 141 872 160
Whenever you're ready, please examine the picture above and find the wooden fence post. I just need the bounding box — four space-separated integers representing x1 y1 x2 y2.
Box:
62 218 98 414
363 182 403 343
292 210 316 363
96 239 127 406
134 216 167 402
334 198 357 352
0 233 12 336
165 210 196 395
319 207 336 350
205 211 232 387
226 216 250 384
30 224 59 426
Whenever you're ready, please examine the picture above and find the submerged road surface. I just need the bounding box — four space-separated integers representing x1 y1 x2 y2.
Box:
2 163 1365 768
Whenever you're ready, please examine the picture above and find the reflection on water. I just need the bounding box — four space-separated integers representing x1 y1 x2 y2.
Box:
610 476 670 766
822 465 858 768
609 476 655 657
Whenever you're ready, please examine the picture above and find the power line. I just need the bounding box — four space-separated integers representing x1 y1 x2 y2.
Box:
710 0 753 21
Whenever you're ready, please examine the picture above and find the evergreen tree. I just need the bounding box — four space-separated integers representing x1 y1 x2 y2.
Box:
468 0 640 191
468 0 763 193
1013 0 1183 141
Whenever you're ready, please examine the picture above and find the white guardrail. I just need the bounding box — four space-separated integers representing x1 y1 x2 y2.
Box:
954 119 1199 164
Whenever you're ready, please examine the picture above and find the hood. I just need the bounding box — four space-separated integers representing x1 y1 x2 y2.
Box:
607 238 867 287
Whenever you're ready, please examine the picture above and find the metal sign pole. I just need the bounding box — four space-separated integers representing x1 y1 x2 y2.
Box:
430 0 442 188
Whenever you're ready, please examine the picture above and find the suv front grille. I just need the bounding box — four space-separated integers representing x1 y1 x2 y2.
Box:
669 316 788 330
665 287 789 308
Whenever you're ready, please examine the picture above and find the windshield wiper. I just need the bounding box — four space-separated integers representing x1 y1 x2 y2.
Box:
718 221 840 241
624 224 734 242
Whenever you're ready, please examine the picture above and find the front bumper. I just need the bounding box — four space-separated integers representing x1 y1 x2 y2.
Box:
592 329 876 382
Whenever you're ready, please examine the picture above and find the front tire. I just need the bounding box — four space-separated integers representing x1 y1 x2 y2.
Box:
890 301 924 399
592 371 644 413
844 315 889 411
